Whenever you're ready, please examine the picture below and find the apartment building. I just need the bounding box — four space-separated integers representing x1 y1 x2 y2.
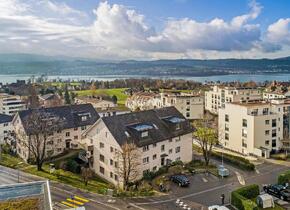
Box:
263 91 290 100
75 96 117 111
125 92 159 111
205 86 261 114
13 104 100 161
126 92 204 120
39 93 63 108
218 99 290 158
0 93 26 115
0 114 13 144
83 107 193 187
159 92 204 120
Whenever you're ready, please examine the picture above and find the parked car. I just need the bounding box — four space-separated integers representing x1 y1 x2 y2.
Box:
218 165 229 177
170 175 190 187
208 205 230 210
263 184 290 201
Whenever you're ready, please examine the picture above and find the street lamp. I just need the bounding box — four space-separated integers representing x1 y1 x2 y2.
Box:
17 162 23 183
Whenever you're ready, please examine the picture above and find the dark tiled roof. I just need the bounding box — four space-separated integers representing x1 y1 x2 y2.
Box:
0 114 13 124
39 94 57 100
102 106 193 147
19 104 100 134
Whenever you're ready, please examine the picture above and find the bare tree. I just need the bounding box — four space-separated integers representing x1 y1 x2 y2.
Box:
115 143 141 190
81 167 94 186
21 110 63 171
193 116 218 166
27 84 40 109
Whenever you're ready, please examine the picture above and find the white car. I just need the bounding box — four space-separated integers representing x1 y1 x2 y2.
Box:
208 205 230 210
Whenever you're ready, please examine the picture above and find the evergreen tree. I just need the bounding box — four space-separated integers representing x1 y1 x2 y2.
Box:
64 86 71 105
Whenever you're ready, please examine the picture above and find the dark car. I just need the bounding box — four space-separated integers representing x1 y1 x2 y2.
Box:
170 175 190 187
263 184 290 201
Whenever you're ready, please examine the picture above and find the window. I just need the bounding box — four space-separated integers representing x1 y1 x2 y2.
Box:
169 149 173 154
100 154 105 162
242 139 247 148
242 129 247 138
114 162 118 168
272 139 277 147
114 175 118 181
161 145 165 152
263 108 269 115
153 154 157 160
225 124 229 131
265 140 270 146
225 114 229 122
81 126 86 131
65 132 70 137
186 112 190 118
272 119 277 127
265 130 270 135
225 133 229 140
110 172 113 178
175 146 181 153
265 120 270 125
272 129 277 137
74 136 78 140
74 127 78 131
143 169 150 175
143 145 149 152
143 157 149 164
153 143 157 147
242 119 247 127
110 147 114 153
100 142 104 148
186 100 190 105
175 137 181 142
110 159 113 166
99 166 105 174
176 123 181 130
141 131 149 138
153 166 157 171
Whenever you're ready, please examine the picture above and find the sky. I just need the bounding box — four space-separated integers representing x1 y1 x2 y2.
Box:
0 0 290 60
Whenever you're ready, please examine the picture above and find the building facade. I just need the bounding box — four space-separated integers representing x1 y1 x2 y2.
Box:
263 91 290 100
13 104 100 161
39 94 63 108
205 86 261 114
83 107 193 187
0 114 13 144
218 99 290 158
0 93 26 115
75 96 117 110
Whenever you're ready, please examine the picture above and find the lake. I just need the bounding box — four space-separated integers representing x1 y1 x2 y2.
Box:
2 74 290 84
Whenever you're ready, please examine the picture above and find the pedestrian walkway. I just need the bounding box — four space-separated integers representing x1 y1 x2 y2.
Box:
55 195 90 209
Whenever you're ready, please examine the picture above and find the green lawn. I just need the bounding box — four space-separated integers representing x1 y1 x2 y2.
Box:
0 153 109 194
74 88 128 106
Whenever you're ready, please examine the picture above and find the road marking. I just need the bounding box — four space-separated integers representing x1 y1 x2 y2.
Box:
202 178 208 183
129 203 147 210
61 201 77 208
255 169 260 174
74 195 89 203
235 171 245 185
67 198 84 205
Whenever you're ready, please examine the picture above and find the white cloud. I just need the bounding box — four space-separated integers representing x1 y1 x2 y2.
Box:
0 0 289 59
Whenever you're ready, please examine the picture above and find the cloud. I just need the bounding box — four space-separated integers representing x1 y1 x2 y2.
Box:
0 0 289 59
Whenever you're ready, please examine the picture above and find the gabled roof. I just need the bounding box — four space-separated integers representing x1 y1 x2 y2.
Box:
39 93 59 101
0 114 13 124
102 106 193 147
18 104 100 134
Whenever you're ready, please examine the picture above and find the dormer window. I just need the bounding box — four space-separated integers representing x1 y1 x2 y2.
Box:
176 123 181 130
141 131 148 138
81 116 87 121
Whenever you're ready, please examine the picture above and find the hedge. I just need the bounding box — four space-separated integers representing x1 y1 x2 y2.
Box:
212 151 255 171
231 184 259 210
278 170 290 185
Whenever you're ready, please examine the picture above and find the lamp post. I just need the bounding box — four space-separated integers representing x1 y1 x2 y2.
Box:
17 162 23 183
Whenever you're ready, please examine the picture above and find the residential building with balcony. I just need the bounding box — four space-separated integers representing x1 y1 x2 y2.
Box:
0 93 26 115
12 104 100 161
205 86 262 115
83 106 193 187
263 91 290 100
218 99 290 158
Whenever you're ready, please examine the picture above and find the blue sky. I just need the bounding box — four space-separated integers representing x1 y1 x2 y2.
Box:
0 0 290 60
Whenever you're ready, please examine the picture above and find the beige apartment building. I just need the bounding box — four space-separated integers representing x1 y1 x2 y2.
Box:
126 91 204 120
218 99 290 158
205 86 261 114
75 96 117 110
13 104 100 161
83 107 193 187
0 93 26 115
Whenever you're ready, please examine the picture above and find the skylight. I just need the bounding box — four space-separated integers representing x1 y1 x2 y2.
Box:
166 116 185 124
131 123 153 131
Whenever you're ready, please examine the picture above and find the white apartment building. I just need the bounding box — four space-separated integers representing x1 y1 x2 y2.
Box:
13 104 100 161
125 92 159 111
218 99 290 158
83 107 193 187
75 96 117 111
0 93 26 115
205 86 261 114
0 114 13 144
263 91 290 100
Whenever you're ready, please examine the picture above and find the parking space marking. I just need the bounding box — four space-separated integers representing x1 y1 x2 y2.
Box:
255 169 260 174
202 177 208 183
235 171 245 185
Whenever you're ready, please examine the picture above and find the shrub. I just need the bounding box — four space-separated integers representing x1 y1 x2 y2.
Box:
212 151 255 171
278 170 290 185
168 165 183 175
143 166 168 181
66 160 80 174
231 184 259 210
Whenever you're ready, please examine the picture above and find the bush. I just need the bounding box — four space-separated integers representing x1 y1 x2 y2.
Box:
143 166 168 181
231 184 259 210
271 153 290 161
212 151 255 171
278 170 290 185
66 159 80 174
168 165 183 175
